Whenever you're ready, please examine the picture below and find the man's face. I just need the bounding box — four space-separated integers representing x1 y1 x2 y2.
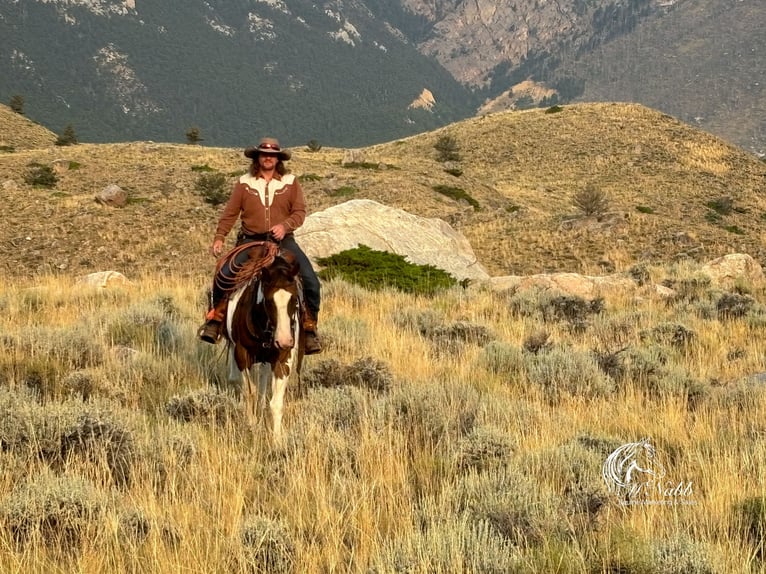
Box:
259 153 278 168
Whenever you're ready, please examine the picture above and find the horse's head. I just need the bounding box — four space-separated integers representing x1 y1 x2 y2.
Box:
257 249 301 350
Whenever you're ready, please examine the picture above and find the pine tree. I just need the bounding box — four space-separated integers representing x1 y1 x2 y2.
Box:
9 95 24 115
55 125 78 146
186 126 203 145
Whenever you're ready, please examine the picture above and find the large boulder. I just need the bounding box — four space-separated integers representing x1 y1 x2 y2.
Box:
77 271 131 288
699 253 764 286
488 273 637 299
296 199 490 281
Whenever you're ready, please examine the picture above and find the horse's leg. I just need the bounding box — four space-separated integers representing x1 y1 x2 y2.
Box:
270 374 288 446
241 367 259 428
270 346 298 446
257 363 272 430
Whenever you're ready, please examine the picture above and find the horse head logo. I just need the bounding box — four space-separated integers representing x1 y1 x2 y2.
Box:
602 438 666 493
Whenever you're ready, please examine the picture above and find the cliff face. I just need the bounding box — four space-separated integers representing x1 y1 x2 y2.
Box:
399 0 621 88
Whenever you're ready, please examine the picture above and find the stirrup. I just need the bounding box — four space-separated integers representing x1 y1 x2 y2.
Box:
198 321 222 344
304 332 322 355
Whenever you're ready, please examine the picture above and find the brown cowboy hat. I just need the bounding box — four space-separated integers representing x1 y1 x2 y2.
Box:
244 137 291 161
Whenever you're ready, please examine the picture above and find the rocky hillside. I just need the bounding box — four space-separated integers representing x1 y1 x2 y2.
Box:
1 102 765 280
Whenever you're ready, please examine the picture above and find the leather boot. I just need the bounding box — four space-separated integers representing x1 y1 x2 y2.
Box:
303 312 322 355
198 299 228 344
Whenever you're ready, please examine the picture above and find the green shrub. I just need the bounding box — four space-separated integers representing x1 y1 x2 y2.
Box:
432 184 479 210
705 196 734 215
316 245 457 296
329 185 357 197
545 105 564 113
301 385 366 432
370 516 521 573
704 210 722 224
456 468 563 546
24 162 57 188
723 224 745 235
385 381 479 446
165 389 244 427
0 474 106 551
240 515 296 573
194 172 229 206
572 184 609 216
306 139 322 152
636 205 655 214
191 164 215 172
716 292 755 320
444 166 463 177
650 536 718 573
303 356 392 393
434 134 462 162
298 173 322 182
455 426 514 471
341 161 383 170
525 346 615 402
735 496 766 550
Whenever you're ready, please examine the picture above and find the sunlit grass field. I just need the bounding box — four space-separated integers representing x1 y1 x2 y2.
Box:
1 263 766 573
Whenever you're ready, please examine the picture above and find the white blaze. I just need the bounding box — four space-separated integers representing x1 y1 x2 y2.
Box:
272 289 294 348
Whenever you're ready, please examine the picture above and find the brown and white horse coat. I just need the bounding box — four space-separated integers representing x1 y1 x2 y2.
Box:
222 244 303 442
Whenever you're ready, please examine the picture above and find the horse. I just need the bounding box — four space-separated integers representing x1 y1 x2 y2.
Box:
602 438 667 493
218 241 304 443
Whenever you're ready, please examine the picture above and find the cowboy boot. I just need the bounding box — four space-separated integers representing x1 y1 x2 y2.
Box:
303 312 322 355
198 298 228 344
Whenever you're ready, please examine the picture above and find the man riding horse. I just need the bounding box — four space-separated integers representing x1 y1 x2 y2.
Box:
197 137 322 355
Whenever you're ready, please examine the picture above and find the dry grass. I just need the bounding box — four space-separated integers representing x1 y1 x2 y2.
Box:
0 262 765 572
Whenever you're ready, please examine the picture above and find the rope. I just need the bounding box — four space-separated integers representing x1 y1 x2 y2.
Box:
213 241 280 296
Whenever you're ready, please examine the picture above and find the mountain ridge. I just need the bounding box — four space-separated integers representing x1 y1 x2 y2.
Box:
1 0 763 155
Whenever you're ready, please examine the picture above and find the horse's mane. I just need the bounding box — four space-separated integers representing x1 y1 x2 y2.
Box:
215 241 281 295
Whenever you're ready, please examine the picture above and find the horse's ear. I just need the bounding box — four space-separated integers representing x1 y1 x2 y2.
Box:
279 249 300 275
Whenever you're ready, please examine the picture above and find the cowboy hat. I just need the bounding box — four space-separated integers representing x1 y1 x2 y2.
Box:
244 137 291 161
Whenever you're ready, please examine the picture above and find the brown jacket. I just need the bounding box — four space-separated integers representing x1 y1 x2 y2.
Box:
214 173 306 240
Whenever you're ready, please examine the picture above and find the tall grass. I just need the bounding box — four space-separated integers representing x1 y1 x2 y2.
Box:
0 266 765 572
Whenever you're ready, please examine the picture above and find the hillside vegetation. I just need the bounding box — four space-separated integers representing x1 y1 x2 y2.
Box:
0 102 765 280
2 102 766 572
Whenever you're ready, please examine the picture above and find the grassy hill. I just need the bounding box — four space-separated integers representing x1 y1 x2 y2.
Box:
1 102 765 279
0 106 57 150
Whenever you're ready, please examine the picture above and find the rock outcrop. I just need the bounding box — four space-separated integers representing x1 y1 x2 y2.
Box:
296 199 489 281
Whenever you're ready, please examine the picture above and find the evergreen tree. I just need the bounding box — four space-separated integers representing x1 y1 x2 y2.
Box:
9 95 24 115
55 125 78 146
186 126 203 145
434 134 461 162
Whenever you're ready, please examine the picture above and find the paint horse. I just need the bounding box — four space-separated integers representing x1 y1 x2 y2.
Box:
218 241 304 442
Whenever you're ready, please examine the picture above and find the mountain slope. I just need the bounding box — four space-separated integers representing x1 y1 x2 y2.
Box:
0 106 56 150
573 0 766 155
1 102 765 279
0 0 477 147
